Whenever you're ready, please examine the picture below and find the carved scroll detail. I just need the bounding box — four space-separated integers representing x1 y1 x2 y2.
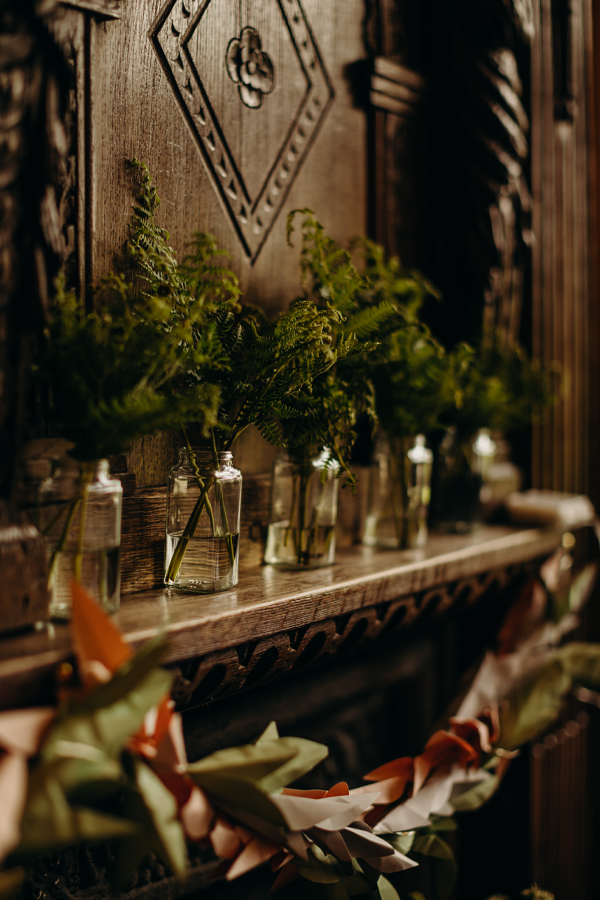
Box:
170 563 531 712
150 0 334 263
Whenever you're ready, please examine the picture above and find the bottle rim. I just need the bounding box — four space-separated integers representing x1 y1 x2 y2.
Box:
180 446 234 462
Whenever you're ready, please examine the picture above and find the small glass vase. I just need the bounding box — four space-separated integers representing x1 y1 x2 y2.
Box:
164 447 242 592
432 428 498 532
363 435 433 550
264 447 340 569
38 457 122 619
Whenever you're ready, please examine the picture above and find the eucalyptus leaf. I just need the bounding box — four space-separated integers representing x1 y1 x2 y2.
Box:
556 642 600 689
499 661 570 750
378 875 401 900
187 733 328 795
187 771 287 827
134 759 187 876
450 775 498 812
410 835 457 900
14 754 125 861
16 796 138 861
387 831 416 854
74 636 169 714
296 846 342 884
187 742 297 782
113 759 187 885
44 666 172 761
427 817 457 833
259 736 329 793
568 565 598 613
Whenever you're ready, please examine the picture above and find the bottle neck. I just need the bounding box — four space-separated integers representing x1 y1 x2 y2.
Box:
77 459 111 483
179 447 233 468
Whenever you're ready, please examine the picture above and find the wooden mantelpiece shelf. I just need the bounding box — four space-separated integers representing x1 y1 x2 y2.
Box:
0 526 561 712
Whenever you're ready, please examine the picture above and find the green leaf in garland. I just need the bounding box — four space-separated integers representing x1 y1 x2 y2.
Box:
134 759 187 875
187 742 296 783
14 762 139 862
377 875 401 900
556 641 600 690
427 817 457 833
74 635 169 715
496 642 600 752
295 845 342 884
499 661 570 750
387 830 416 855
336 859 379 897
568 563 598 614
10 751 128 864
258 740 329 794
450 774 499 812
114 759 187 885
43 639 172 761
188 771 287 827
410 834 457 900
187 726 328 819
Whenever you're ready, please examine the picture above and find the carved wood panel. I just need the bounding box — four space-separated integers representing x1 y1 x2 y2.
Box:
168 562 525 713
530 0 596 500
150 0 334 262
87 0 368 322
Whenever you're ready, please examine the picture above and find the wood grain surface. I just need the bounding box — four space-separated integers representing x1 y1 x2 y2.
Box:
89 0 367 312
531 0 595 501
0 526 561 708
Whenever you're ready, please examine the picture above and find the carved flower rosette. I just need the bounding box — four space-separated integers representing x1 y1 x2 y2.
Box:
226 27 274 109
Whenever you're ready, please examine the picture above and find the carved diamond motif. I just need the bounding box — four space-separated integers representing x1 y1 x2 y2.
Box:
151 0 334 263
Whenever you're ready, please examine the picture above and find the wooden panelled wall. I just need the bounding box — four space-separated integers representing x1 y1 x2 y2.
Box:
529 2 600 897
531 0 599 503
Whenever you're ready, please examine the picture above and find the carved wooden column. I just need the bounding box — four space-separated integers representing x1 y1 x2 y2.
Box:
0 0 122 628
528 2 600 896
530 0 598 504
367 58 426 268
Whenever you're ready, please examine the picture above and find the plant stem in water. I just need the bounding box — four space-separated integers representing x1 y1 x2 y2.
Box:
165 478 214 583
47 495 80 585
73 465 93 581
210 428 235 567
183 426 216 533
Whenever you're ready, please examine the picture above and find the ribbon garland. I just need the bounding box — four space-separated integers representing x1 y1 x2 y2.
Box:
0 548 599 900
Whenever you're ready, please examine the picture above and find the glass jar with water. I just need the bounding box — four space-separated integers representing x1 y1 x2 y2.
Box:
38 457 122 618
164 447 242 592
264 447 339 569
363 435 433 550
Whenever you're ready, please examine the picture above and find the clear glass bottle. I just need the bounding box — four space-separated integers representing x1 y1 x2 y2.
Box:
264 447 340 568
471 428 497 480
431 427 482 533
38 457 122 619
363 435 433 550
164 448 242 592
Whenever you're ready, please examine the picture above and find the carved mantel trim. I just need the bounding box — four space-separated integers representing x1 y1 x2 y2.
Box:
0 527 562 711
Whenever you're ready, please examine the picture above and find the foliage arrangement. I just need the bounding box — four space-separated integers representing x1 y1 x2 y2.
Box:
280 214 443 481
125 164 373 580
35 160 559 580
37 264 220 464
0 541 595 900
452 330 559 438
